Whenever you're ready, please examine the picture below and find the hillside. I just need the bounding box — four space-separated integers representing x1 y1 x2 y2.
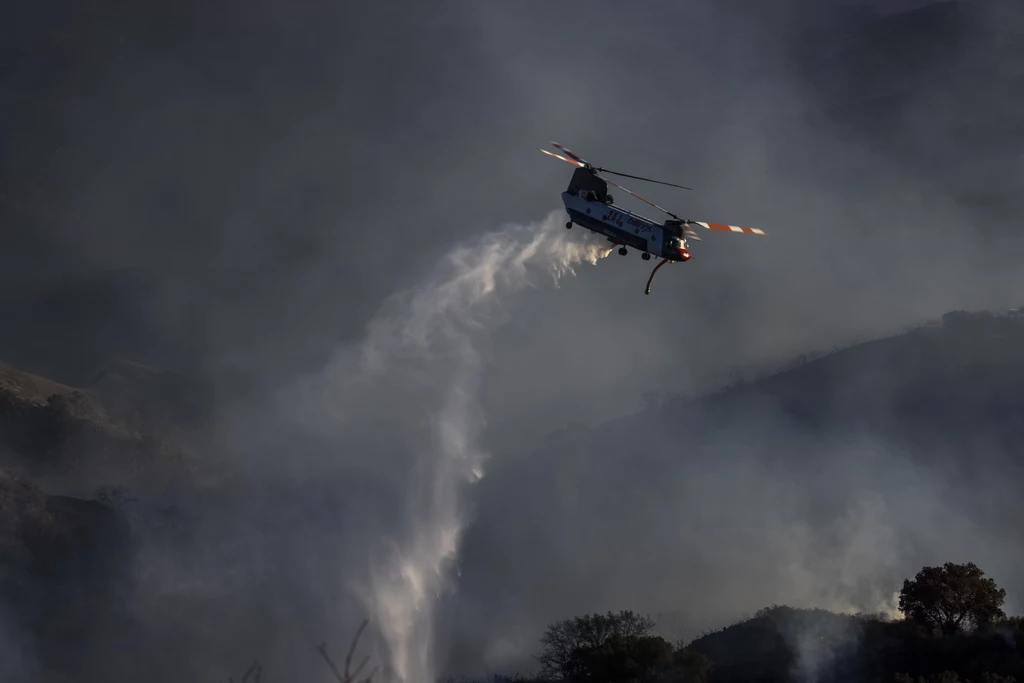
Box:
0 360 203 495
696 309 1024 448
569 307 1024 472
1 306 1023 680
0 467 137 681
458 307 1024 678
684 604 1024 683
504 605 1024 683
0 362 215 681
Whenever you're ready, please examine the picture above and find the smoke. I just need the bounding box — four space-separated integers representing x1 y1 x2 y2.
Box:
3 2 1023 680
786 614 865 683
0 604 40 683
289 210 612 683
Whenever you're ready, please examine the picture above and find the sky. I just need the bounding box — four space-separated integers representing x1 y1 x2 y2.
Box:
2 0 1024 680
2 0 1021 434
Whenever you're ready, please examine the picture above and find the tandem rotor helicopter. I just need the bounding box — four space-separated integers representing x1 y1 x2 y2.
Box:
539 141 765 294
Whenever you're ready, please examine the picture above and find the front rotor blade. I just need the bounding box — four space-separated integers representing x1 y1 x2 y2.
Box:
597 168 693 191
539 148 584 167
688 221 765 235
550 141 590 166
602 176 680 220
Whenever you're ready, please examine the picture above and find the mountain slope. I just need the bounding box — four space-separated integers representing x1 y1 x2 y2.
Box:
695 309 1024 447
684 604 1024 683
456 307 1024 674
0 360 201 495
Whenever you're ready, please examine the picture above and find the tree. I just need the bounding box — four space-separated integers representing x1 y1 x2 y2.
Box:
536 611 656 681
570 634 673 683
664 649 713 683
898 562 1006 636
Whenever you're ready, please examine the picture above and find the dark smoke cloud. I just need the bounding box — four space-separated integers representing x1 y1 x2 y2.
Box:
2 0 1023 680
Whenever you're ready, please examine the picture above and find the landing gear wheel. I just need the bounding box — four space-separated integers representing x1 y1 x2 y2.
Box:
565 221 572 229
641 252 651 261
618 247 628 256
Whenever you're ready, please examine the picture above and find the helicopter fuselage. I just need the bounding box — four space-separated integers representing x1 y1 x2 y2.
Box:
561 190 691 262
540 141 763 294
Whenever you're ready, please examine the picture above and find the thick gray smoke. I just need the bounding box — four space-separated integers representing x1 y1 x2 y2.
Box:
4 2 1024 680
286 211 612 682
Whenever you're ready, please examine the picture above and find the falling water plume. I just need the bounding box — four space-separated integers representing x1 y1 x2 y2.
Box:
305 211 613 683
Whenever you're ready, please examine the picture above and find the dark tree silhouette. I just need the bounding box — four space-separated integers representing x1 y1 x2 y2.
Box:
670 648 714 683
898 562 1006 636
568 633 673 683
536 610 656 680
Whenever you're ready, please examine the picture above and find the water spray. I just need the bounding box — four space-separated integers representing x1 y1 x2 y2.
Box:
311 211 612 682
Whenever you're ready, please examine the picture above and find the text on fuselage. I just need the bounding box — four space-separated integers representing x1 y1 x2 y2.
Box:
601 209 652 232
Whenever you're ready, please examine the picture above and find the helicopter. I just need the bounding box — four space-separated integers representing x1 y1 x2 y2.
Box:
538 141 764 294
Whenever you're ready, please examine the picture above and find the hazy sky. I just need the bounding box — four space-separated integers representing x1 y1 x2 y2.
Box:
2 1 1023 680
4 0 1021 414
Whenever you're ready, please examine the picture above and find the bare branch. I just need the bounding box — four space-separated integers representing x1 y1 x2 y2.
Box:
241 662 260 683
319 619 376 683
318 643 347 683
351 654 370 680
345 619 371 680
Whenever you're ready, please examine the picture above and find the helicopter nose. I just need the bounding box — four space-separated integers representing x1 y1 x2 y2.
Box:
677 247 691 261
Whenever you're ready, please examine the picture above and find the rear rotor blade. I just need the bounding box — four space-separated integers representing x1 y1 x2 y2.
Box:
596 168 693 191
539 148 584 167
602 176 680 221
687 220 765 235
